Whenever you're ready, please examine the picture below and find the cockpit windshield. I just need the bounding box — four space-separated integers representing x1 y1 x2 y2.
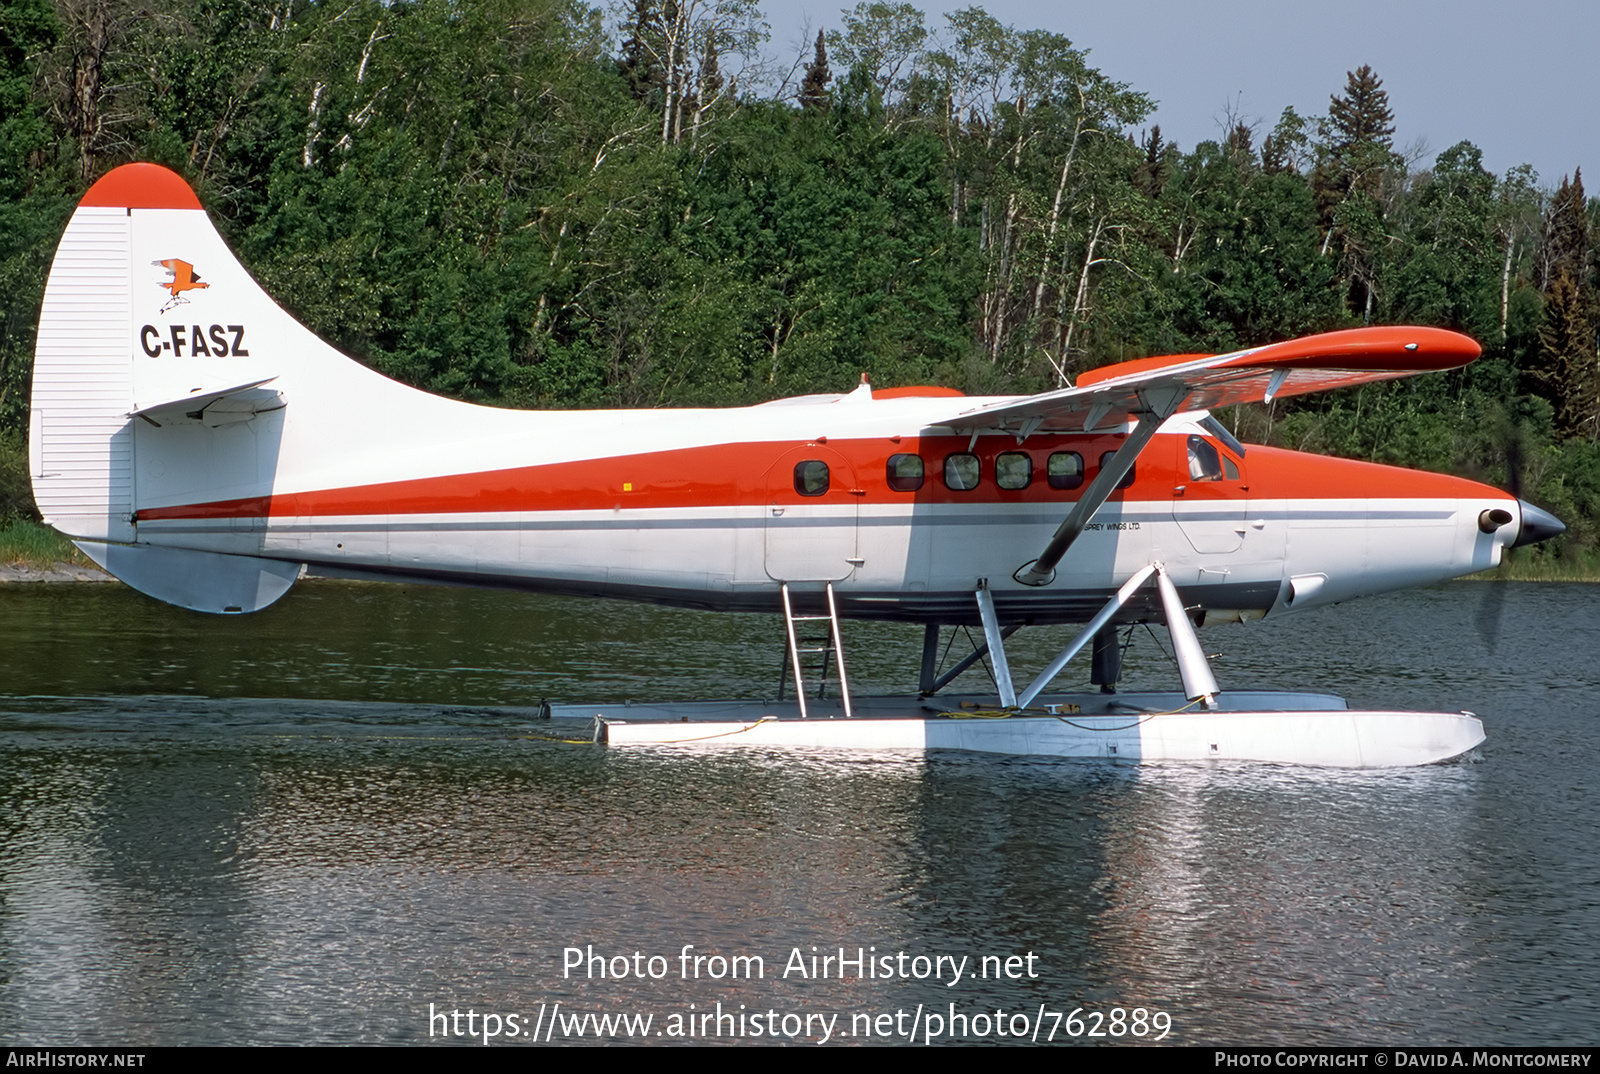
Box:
1199 415 1246 457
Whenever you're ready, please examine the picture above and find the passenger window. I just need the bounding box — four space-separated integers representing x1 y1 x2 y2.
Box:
995 452 1031 490
1187 435 1223 482
1099 451 1135 489
886 453 924 492
794 460 829 496
1223 455 1240 481
943 453 980 491
1047 452 1083 490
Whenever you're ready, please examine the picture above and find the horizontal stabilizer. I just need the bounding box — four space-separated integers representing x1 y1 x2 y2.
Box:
132 378 285 427
75 542 302 614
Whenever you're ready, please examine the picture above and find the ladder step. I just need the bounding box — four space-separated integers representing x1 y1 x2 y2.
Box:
779 581 852 721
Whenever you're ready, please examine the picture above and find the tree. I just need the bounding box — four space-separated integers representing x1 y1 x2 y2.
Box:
1493 163 1543 339
1260 107 1309 175
916 9 1150 380
1385 142 1500 340
1132 124 1168 197
798 29 829 110
617 0 663 102
825 1 926 108
1533 273 1598 439
0 0 67 442
1325 65 1394 161
0 0 56 194
1538 170 1588 292
1527 171 1597 438
625 0 764 145
1143 137 1339 355
1313 65 1399 318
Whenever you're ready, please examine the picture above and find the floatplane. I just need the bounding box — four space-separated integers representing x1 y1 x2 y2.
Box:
29 164 1564 766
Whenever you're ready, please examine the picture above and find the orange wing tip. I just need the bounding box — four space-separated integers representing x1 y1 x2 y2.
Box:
80 163 202 210
1222 326 1481 372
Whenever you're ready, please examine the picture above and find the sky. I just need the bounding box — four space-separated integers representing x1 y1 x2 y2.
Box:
758 0 1596 188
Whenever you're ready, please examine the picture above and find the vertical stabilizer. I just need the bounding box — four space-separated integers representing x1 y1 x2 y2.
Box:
29 165 304 611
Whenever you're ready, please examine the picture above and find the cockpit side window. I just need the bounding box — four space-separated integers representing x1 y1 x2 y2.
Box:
1187 435 1223 482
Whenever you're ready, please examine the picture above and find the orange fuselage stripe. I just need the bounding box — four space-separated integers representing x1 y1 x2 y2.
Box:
136 437 1503 521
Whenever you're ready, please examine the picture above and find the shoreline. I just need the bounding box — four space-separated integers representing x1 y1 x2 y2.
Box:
0 561 112 582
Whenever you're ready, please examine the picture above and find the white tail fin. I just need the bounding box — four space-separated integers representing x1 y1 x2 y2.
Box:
30 165 307 610
27 165 367 609
31 164 551 612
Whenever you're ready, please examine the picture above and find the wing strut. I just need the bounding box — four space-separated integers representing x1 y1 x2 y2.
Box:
1013 385 1187 586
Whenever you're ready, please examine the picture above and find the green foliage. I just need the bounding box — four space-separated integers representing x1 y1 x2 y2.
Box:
798 29 830 111
686 102 976 394
0 184 71 435
1539 170 1589 290
1532 274 1598 438
1313 65 1401 317
1143 139 1342 354
0 1 1596 548
0 431 34 523
826 2 926 105
1385 142 1502 339
0 517 83 565
0 0 56 197
0 0 69 436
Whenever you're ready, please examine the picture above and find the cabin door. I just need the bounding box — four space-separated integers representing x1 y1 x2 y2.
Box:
763 445 860 581
1171 433 1248 553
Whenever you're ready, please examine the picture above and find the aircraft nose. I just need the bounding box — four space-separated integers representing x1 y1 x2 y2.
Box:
1512 500 1566 548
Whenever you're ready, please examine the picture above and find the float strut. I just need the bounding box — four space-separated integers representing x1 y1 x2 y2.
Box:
1155 567 1220 708
1091 624 1122 694
1016 564 1156 709
975 579 1017 708
923 624 1022 695
919 624 941 694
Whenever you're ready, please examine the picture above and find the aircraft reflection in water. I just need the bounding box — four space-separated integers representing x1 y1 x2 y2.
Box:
28 164 1564 766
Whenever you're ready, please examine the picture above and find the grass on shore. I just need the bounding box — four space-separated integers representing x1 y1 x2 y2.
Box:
0 519 92 568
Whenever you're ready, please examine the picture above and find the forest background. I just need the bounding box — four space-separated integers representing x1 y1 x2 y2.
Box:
1 0 1597 566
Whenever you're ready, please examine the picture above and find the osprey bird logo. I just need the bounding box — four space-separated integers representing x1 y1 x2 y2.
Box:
154 258 209 313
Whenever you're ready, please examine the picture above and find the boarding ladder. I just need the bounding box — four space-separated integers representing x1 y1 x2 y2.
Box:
778 582 854 719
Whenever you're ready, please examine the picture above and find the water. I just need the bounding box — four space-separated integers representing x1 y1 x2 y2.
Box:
0 580 1595 1045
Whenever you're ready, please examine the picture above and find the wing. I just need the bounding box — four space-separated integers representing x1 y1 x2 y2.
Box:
937 326 1479 436
954 326 1483 586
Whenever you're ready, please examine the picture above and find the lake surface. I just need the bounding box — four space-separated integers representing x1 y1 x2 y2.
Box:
0 579 1595 1046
